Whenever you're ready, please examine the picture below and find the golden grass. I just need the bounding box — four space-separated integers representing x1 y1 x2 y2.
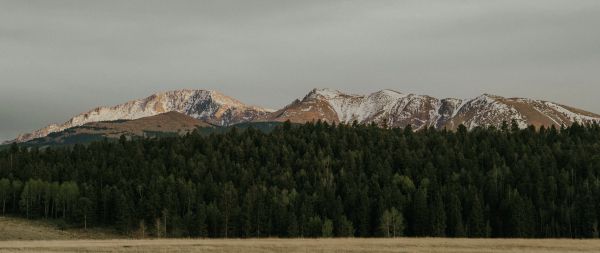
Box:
1 238 600 253
1 217 599 253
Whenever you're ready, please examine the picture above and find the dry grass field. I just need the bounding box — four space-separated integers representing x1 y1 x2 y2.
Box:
1 217 600 253
1 238 600 253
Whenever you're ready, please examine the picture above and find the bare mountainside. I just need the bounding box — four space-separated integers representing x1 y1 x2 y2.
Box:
11 89 271 143
265 88 600 130
8 88 600 143
25 111 212 145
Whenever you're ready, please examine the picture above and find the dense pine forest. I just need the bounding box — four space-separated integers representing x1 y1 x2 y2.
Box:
1 121 600 238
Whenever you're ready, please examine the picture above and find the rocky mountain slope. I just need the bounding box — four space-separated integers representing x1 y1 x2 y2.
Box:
11 89 271 143
265 88 600 130
8 88 600 143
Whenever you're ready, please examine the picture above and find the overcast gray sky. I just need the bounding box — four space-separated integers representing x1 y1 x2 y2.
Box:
1 0 600 141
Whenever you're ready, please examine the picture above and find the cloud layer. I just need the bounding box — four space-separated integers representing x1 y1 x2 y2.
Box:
1 0 600 141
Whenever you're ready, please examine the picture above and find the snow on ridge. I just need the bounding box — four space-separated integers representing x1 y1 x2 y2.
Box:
12 89 271 143
12 88 600 144
301 90 599 130
320 89 413 123
544 102 600 123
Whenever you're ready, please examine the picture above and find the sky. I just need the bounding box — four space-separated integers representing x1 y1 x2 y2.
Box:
1 0 600 141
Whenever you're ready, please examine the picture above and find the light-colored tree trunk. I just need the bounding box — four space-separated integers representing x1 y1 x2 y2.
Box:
155 218 161 238
162 209 168 238
140 220 146 239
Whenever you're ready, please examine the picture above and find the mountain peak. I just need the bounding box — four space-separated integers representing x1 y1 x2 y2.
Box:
306 88 346 99
9 88 271 143
369 89 408 100
480 93 503 99
8 88 600 144
268 89 600 130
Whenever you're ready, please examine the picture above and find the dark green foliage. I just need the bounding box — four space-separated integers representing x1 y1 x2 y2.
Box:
20 122 288 148
467 194 486 237
306 216 323 237
410 185 429 236
322 218 334 237
446 193 465 237
336 215 354 237
430 192 446 237
0 121 600 238
26 133 106 146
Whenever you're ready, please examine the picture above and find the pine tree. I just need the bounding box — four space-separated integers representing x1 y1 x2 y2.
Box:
446 193 465 237
194 202 208 237
0 179 10 215
307 216 323 237
467 195 486 237
287 212 299 237
220 182 237 238
411 186 429 236
430 192 447 237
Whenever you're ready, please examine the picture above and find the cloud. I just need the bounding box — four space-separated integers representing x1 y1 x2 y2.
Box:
1 0 599 141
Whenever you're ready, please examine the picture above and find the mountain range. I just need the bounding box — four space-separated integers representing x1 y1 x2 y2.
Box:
7 88 600 144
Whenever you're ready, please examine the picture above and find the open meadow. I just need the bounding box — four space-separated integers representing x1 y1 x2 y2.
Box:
2 216 600 253
1 238 600 253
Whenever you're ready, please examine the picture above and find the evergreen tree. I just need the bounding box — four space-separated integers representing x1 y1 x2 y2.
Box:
411 185 429 236
1 121 600 238
307 216 323 237
219 182 237 238
467 195 486 237
430 192 447 237
446 193 465 237
0 179 9 215
194 202 208 237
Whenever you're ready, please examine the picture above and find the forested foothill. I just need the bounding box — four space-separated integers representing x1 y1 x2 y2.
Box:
1 120 599 238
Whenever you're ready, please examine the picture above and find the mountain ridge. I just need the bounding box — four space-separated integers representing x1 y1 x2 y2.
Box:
6 88 600 143
10 89 272 143
263 88 600 130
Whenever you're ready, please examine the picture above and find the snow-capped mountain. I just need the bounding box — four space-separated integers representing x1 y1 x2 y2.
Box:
8 88 600 144
265 88 600 130
444 94 600 130
11 89 272 143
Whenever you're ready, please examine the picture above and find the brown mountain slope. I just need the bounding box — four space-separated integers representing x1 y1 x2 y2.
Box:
27 112 211 145
83 111 212 137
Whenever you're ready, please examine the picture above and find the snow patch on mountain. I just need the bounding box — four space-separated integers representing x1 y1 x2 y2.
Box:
8 88 600 144
10 89 271 143
273 89 600 130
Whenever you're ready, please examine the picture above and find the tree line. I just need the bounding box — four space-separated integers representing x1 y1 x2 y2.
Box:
0 120 599 238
